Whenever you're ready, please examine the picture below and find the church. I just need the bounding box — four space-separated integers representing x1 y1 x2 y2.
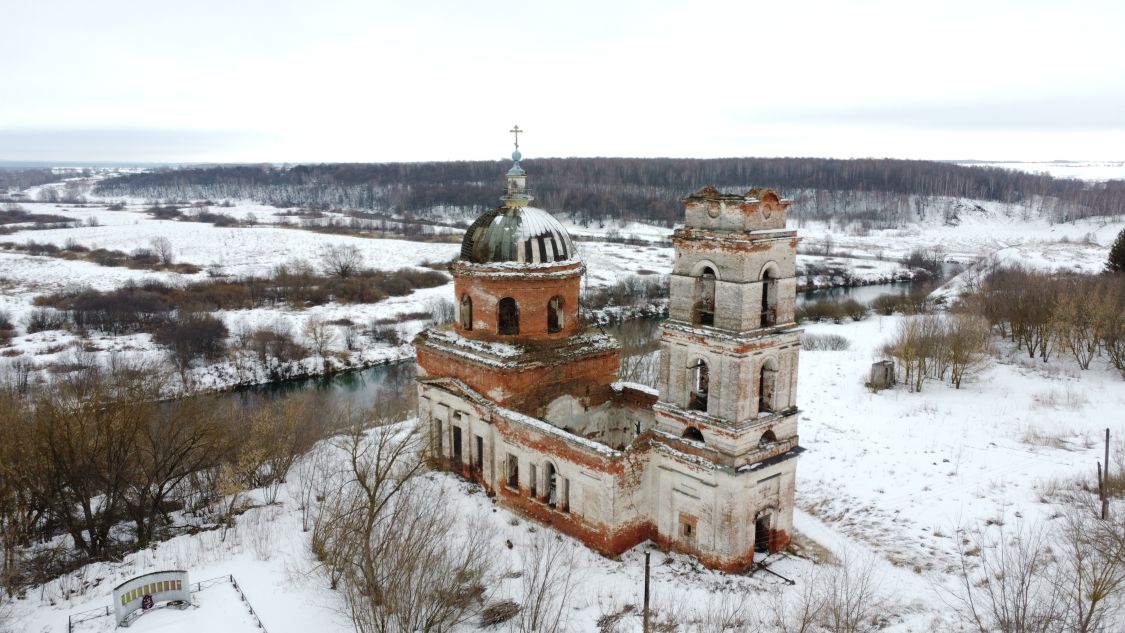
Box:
414 131 804 572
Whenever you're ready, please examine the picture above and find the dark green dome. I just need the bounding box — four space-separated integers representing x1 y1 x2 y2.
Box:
459 206 576 265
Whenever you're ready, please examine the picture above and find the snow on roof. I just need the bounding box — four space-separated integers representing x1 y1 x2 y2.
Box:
497 405 622 458
612 381 660 397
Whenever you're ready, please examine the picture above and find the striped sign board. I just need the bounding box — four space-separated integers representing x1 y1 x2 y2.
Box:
111 570 191 626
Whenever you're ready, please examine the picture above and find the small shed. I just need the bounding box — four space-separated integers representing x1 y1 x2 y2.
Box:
868 360 895 390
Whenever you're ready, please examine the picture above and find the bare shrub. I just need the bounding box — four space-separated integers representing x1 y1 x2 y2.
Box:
817 550 889 633
245 321 308 365
947 520 1062 633
481 600 520 628
153 312 228 374
24 307 69 333
428 298 456 326
342 324 362 351
800 333 851 351
370 323 403 346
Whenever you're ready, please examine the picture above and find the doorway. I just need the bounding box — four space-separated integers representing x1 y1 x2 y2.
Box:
754 514 771 553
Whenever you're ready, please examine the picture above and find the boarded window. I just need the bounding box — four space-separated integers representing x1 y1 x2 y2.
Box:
759 361 777 413
460 294 473 330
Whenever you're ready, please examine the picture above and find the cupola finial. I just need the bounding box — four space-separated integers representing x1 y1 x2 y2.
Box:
502 125 532 207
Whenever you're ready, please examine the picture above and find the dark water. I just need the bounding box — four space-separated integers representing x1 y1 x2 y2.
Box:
228 360 417 417
797 261 964 307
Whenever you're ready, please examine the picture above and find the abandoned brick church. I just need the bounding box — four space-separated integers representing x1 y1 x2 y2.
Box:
414 135 803 572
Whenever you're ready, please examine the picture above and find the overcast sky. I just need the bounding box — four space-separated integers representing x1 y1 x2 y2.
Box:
2 0 1123 163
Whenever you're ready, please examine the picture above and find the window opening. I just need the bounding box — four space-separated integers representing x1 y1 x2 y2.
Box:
546 463 558 508
693 266 716 326
682 426 705 443
760 268 778 327
547 295 564 333
507 455 519 489
498 297 520 335
689 359 709 411
452 426 463 464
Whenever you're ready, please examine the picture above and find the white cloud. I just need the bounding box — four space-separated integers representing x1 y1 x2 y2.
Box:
1 0 1122 162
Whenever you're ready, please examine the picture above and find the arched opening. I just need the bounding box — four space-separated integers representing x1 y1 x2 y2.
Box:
759 429 777 448
498 297 519 335
682 426 705 443
759 359 777 413
760 265 778 327
544 462 558 508
689 359 709 411
692 266 717 326
460 294 473 330
547 295 564 333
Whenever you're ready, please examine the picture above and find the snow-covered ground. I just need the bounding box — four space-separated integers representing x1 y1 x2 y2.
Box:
8 307 1123 632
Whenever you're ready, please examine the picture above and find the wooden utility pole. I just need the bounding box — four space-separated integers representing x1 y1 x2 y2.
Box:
643 551 651 633
1103 428 1111 520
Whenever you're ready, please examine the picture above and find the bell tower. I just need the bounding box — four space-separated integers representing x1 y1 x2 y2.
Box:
651 186 803 560
655 186 801 464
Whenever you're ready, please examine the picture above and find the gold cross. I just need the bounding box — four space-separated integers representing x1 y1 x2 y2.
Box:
510 125 522 150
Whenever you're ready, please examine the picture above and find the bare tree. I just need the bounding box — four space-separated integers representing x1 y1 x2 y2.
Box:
948 314 993 389
321 244 364 278
313 416 496 632
513 532 577 633
303 316 336 360
150 236 174 266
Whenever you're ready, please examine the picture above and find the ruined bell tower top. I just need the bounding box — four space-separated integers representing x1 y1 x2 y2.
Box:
681 186 792 232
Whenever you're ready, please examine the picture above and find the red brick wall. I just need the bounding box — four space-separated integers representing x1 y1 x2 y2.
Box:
416 342 621 417
453 265 583 341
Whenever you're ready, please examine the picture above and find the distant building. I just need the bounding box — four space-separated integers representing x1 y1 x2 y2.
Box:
414 132 803 571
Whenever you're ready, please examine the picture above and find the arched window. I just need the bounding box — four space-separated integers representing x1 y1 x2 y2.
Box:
693 266 717 326
759 429 777 447
682 426 705 443
498 297 519 335
460 294 473 330
544 462 558 508
760 266 778 327
759 359 777 413
547 295 564 333
689 359 709 411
